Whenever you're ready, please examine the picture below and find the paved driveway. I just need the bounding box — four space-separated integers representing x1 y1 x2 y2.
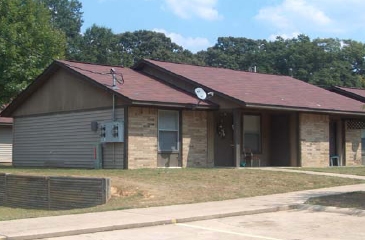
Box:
46 209 365 240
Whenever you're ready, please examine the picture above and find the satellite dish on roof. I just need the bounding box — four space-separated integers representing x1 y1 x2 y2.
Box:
195 88 207 100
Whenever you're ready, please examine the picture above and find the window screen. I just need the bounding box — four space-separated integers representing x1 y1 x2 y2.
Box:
158 110 179 152
243 115 261 153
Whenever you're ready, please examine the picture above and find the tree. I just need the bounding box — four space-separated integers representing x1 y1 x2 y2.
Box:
75 25 119 65
198 37 266 71
75 28 201 67
0 0 66 105
39 0 83 59
116 30 201 67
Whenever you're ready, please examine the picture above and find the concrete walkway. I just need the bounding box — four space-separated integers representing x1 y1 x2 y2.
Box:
0 170 364 240
259 167 365 180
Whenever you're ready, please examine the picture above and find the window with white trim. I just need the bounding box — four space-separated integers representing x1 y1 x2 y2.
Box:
158 110 179 152
243 115 261 153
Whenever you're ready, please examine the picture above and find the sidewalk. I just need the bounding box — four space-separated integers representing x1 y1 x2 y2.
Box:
0 171 365 240
259 167 365 180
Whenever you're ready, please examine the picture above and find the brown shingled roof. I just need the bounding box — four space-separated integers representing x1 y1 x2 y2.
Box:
57 60 211 107
142 59 365 114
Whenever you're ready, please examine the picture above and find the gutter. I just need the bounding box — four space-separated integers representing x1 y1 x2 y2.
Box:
245 103 365 116
131 101 217 110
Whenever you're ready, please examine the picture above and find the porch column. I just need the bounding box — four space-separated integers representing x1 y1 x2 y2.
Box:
233 109 242 168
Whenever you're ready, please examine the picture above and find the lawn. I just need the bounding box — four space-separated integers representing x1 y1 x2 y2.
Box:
0 166 364 221
289 166 365 176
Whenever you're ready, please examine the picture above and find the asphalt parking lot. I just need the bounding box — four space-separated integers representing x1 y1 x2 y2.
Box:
46 209 365 240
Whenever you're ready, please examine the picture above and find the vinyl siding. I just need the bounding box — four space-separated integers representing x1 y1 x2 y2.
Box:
0 126 12 163
13 108 124 168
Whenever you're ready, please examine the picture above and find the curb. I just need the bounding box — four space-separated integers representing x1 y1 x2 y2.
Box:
6 204 364 240
4 206 293 240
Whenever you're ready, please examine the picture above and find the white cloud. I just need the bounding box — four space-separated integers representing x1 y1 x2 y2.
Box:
153 28 211 52
164 0 222 21
256 0 331 31
255 0 365 40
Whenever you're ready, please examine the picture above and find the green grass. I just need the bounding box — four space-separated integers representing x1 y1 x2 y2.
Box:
0 166 364 221
289 166 365 176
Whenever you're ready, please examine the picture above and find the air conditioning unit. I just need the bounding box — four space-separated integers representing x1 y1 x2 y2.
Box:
100 121 124 143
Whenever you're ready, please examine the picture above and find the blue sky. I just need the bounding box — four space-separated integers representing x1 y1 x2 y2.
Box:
79 0 365 53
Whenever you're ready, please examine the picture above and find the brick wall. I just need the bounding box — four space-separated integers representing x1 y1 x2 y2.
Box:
128 107 211 169
128 107 158 169
299 113 329 167
345 125 362 166
182 110 210 167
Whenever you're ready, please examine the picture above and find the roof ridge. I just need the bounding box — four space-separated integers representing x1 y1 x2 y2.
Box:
145 58 293 78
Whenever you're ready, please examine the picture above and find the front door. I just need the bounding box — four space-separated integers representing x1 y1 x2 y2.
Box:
214 111 234 166
270 114 290 166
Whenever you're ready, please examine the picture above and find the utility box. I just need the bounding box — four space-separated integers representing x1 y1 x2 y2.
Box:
100 121 124 143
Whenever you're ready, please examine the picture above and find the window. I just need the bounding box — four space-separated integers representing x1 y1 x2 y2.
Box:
243 115 261 153
158 110 179 152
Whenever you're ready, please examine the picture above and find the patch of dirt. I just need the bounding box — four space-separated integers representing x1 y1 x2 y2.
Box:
305 191 365 210
110 186 154 199
111 186 135 197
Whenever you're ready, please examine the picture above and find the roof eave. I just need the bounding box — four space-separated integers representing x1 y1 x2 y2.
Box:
245 103 365 116
131 100 217 110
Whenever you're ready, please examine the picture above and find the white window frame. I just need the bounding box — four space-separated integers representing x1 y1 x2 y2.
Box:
158 110 179 152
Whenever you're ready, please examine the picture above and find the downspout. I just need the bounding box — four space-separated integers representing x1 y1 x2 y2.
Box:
113 93 116 121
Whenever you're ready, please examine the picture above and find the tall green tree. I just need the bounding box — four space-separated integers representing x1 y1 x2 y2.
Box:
198 35 365 88
75 28 201 67
39 0 83 59
0 0 66 105
75 25 119 65
116 30 201 67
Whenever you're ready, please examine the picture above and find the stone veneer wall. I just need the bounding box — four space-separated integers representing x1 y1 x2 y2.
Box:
128 107 158 169
345 125 362 166
299 113 329 167
182 110 211 167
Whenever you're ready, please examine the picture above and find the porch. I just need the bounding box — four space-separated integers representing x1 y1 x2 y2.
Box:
211 109 353 168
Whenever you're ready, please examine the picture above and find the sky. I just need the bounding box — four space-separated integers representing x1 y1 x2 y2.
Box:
79 0 365 53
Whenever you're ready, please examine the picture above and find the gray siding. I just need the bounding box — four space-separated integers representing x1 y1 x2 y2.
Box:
0 126 12 163
13 108 124 168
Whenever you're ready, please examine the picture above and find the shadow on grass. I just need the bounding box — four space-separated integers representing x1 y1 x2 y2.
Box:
305 191 365 210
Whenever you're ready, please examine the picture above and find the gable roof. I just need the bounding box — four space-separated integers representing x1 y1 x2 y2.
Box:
1 60 214 117
137 59 365 115
331 86 365 103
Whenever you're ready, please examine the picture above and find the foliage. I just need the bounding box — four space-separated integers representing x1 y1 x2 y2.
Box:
72 27 202 67
2 0 365 106
74 24 118 65
39 0 83 60
197 35 365 88
0 0 66 105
